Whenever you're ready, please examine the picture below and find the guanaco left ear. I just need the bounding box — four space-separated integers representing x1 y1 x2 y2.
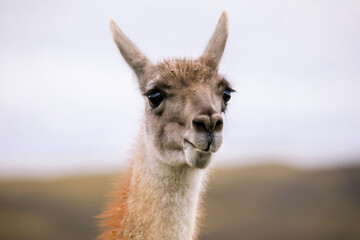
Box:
109 20 153 91
200 12 229 69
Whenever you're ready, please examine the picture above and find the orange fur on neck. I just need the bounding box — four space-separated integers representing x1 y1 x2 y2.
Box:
97 171 132 240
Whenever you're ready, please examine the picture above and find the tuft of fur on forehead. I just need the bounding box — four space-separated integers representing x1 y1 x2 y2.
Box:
154 58 222 88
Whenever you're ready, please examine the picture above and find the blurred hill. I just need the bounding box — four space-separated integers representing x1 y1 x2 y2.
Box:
0 164 359 240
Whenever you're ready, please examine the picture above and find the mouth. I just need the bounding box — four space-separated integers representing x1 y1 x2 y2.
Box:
184 139 213 153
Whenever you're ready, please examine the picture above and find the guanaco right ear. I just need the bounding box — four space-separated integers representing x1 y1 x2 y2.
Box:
200 12 229 69
109 20 153 91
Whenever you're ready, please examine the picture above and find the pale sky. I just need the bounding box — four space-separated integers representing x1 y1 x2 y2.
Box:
1 0 360 177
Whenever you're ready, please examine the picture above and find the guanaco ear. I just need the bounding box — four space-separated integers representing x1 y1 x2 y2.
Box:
200 12 228 69
109 20 153 90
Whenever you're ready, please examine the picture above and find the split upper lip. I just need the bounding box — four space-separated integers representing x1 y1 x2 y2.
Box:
184 139 212 152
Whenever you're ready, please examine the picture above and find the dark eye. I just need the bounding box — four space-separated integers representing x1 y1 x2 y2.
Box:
147 91 164 108
223 89 231 103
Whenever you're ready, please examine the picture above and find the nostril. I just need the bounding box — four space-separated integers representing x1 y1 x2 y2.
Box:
193 120 207 132
214 119 223 132
193 115 223 132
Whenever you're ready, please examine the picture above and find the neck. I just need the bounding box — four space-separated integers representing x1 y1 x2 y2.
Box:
120 133 206 240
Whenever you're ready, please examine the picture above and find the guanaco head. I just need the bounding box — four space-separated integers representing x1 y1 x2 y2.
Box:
110 12 233 169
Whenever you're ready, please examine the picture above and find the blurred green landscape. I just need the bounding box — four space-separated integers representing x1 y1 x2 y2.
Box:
1 164 359 240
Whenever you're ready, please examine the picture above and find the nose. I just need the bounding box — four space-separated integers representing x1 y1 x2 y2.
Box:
192 113 223 133
191 90 223 136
